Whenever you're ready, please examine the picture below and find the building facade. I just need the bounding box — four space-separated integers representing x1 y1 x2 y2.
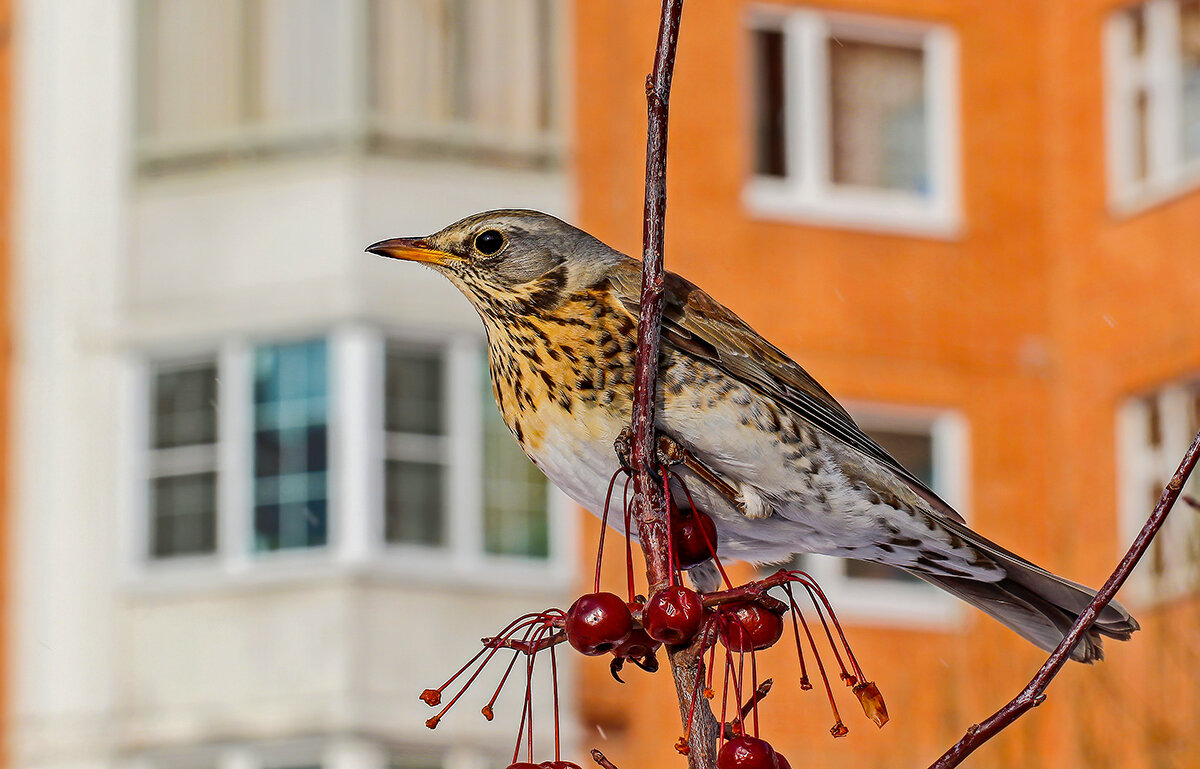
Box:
12 3 574 769
574 1 1200 768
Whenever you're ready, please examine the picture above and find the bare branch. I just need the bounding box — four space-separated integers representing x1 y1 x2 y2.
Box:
623 3 722 768
928 427 1200 768
590 749 621 769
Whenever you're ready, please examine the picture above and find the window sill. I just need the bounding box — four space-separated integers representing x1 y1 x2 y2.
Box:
122 548 571 601
1108 160 1200 217
744 178 962 240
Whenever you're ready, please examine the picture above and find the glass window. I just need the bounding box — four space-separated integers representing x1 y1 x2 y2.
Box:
1107 0 1200 206
135 0 564 172
253 339 329 552
828 40 927 194
148 361 220 559
747 11 957 233
1183 0 1200 160
368 0 564 166
136 0 346 171
383 347 449 547
752 28 788 178
482 368 549 558
1121 379 1200 598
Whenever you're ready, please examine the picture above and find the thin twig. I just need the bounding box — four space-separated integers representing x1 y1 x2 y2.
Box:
480 629 567 655
625 2 720 768
629 0 682 594
928 427 1200 769
591 749 621 769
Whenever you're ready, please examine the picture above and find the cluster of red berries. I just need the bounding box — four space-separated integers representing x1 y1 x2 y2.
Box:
420 465 887 768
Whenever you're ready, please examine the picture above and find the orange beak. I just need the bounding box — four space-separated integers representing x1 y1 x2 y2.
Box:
366 237 458 267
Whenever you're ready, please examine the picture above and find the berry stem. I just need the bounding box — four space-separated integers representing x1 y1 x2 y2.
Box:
782 584 812 690
551 643 562 761
623 475 637 603
596 469 626 594
662 470 679 587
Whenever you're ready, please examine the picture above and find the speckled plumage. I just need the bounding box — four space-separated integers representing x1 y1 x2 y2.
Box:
369 209 1138 662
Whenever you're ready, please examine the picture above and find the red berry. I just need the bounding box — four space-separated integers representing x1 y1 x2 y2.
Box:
540 763 584 768
506 764 542 769
775 754 793 769
644 585 706 645
717 736 779 769
565 592 634 656
672 508 719 568
721 602 784 652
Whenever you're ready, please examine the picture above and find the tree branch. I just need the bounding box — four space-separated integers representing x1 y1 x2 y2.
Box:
626 3 720 769
928 427 1200 768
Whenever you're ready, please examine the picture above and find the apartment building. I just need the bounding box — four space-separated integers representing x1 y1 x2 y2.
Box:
13 3 574 769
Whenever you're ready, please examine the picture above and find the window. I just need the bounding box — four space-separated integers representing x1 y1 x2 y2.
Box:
747 9 960 235
139 329 559 578
148 360 220 558
792 406 968 625
481 369 550 558
381 344 550 560
1118 377 1200 601
1106 0 1200 210
134 0 565 173
253 339 330 552
368 0 564 166
384 346 448 547
135 0 351 171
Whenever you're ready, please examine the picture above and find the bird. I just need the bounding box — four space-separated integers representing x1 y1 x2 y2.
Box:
368 209 1138 662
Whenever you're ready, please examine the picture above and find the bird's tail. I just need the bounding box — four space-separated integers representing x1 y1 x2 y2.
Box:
913 552 1139 663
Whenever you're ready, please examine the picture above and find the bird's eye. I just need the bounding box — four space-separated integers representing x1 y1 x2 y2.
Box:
474 230 505 256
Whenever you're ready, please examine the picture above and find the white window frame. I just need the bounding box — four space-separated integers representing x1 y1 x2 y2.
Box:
745 8 962 238
141 352 222 560
369 326 574 587
798 405 969 628
125 736 392 769
122 324 573 591
1105 0 1200 213
1117 376 1200 603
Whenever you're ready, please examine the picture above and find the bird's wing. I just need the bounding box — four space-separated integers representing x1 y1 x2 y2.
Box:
609 260 965 525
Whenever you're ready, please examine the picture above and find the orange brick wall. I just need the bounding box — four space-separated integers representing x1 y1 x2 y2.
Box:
573 1 1200 767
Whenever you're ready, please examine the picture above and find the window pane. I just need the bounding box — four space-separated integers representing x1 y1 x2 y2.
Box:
385 460 446 546
137 0 245 141
1183 0 1200 160
151 472 217 557
253 339 329 551
828 39 928 193
152 362 219 448
844 427 933 582
386 348 445 435
368 0 562 163
752 28 788 177
482 369 549 558
255 0 344 125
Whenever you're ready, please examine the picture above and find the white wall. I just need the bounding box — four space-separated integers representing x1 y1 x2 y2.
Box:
13 2 579 768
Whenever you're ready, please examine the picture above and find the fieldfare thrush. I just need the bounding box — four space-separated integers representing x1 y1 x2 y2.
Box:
369 209 1138 662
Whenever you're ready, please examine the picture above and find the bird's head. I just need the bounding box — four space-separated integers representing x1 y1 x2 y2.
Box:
367 209 622 315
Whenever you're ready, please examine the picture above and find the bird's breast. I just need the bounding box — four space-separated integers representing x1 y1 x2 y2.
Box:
484 293 639 458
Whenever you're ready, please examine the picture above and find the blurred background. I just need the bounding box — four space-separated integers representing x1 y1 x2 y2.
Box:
5 1 1200 769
